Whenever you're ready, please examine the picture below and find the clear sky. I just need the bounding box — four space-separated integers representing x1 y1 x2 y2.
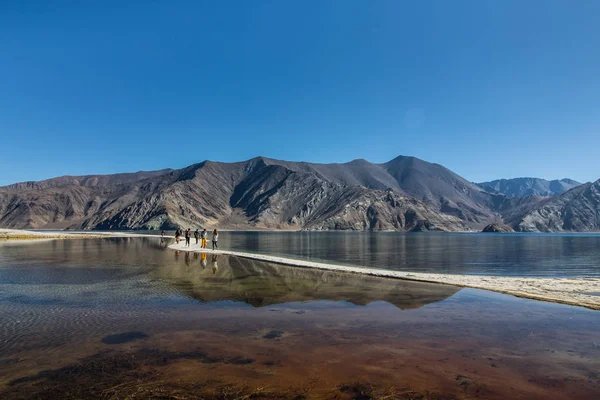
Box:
1 1 599 186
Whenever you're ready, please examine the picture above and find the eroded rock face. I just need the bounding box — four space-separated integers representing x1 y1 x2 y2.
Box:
516 180 600 232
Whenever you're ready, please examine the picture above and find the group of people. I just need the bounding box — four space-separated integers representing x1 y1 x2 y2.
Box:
173 228 219 250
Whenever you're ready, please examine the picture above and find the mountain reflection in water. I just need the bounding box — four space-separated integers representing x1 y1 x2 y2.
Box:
156 253 459 309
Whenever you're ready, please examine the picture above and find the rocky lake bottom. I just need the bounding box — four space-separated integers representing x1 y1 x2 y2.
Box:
0 237 599 399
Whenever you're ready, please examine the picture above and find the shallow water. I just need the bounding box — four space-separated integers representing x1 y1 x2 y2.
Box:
1 238 599 399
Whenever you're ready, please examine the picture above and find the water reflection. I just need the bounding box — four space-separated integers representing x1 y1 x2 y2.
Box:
156 253 459 309
211 254 219 274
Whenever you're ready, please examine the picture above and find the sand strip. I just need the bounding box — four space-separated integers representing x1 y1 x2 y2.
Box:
0 229 160 240
169 242 600 311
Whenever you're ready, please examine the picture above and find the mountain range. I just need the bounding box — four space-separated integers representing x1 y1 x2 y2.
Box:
476 178 581 197
0 156 597 232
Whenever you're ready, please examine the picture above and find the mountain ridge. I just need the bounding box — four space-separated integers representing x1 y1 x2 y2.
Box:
0 156 596 232
476 177 581 198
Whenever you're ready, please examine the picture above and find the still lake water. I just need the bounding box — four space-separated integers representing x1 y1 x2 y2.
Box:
1 237 599 399
216 232 600 277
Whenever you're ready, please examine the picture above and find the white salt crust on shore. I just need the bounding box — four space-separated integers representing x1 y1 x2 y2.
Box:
169 242 600 311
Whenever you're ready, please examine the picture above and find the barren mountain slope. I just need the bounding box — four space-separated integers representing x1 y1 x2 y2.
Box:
516 180 600 232
0 157 471 231
381 156 503 227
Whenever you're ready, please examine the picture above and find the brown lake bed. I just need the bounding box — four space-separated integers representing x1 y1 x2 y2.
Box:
1 238 599 399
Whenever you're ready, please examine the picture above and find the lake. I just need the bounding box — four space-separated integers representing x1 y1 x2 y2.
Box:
1 236 599 399
210 231 600 277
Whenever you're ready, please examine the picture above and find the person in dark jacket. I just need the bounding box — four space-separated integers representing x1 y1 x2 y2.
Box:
185 229 191 247
194 229 200 244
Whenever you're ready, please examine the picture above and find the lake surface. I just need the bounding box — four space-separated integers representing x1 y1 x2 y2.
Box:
209 231 600 277
0 237 599 399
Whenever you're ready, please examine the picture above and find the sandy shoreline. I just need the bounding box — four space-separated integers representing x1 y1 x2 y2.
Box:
169 242 600 311
0 229 159 240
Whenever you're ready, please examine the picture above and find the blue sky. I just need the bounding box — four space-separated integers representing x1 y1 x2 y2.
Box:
1 0 599 185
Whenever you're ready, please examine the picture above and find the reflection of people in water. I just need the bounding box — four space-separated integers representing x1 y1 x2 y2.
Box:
201 252 207 269
185 251 190 266
211 254 218 274
174 250 180 260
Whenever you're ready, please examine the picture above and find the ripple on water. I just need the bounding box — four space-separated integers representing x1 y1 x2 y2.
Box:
0 274 192 355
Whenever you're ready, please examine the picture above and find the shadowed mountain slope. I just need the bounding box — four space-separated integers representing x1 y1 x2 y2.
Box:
381 156 503 227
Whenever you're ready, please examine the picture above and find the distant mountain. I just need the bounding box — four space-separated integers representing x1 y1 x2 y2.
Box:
476 178 581 197
515 179 600 232
0 169 173 191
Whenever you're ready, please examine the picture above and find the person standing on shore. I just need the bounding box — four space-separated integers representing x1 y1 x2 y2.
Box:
212 229 218 250
201 228 207 249
185 229 191 247
194 229 199 244
161 230 165 239
175 229 181 244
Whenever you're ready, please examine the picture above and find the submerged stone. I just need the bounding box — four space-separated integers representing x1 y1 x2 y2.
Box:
101 331 149 345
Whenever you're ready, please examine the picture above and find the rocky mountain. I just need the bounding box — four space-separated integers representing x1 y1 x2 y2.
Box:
250 156 504 227
515 179 600 232
381 156 503 226
477 178 581 197
0 156 596 232
0 157 471 232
